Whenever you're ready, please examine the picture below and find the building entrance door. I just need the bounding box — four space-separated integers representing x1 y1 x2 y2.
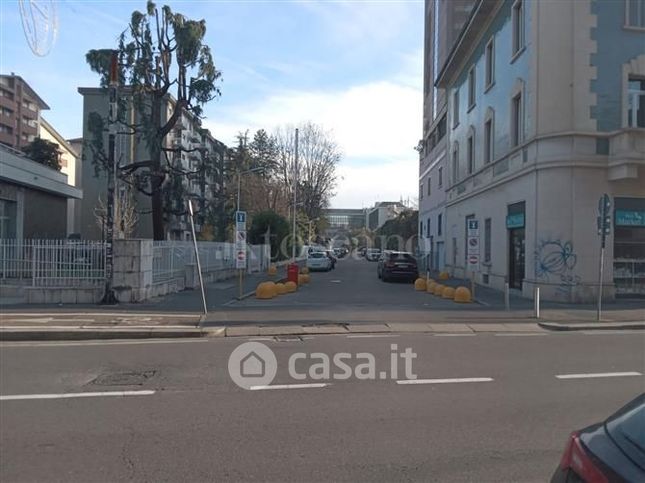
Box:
508 228 525 289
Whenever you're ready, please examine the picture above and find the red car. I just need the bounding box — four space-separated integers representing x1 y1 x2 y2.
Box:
551 393 645 483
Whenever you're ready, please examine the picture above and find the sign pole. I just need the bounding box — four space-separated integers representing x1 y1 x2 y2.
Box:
596 194 611 322
235 210 247 299
188 200 207 315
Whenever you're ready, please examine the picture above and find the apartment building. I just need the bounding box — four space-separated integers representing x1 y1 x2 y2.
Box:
0 74 49 150
78 86 229 241
418 1 476 273
421 0 645 302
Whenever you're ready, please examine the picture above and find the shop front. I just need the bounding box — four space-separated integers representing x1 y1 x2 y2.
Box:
613 197 645 297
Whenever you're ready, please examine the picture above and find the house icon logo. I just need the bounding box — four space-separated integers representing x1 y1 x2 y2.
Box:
241 351 265 378
228 342 277 389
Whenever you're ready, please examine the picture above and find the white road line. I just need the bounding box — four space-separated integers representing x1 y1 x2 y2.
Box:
581 330 645 336
0 339 209 348
495 333 548 337
434 333 476 337
556 372 642 380
0 313 198 318
249 383 328 391
346 334 399 338
246 337 274 341
0 325 197 330
0 390 155 401
397 377 493 385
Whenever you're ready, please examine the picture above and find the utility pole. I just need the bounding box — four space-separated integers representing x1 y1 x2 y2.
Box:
292 128 299 261
597 193 611 321
101 51 119 305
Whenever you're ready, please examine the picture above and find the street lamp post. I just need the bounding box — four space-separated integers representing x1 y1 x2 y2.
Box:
292 128 299 261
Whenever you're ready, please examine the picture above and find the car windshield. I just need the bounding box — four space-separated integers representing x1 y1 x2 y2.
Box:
309 252 325 258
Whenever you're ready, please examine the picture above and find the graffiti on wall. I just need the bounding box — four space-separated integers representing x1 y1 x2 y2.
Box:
534 239 580 298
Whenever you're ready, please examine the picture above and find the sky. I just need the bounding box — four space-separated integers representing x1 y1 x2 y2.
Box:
0 0 423 208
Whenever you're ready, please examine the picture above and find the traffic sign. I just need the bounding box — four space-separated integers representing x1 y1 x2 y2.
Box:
467 219 479 236
467 236 480 255
236 249 246 269
467 254 480 270
236 211 246 223
236 230 246 243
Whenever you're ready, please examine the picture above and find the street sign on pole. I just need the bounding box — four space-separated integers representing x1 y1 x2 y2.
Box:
235 210 247 270
597 194 611 321
466 219 480 272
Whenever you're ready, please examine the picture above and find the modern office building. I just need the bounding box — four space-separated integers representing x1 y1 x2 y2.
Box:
367 201 408 231
0 74 49 150
421 0 645 301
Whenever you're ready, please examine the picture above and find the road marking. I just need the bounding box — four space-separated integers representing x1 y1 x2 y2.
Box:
249 383 328 391
556 372 642 380
346 334 399 339
397 377 493 385
246 337 275 341
495 333 548 337
581 330 645 336
0 325 197 329
0 390 156 401
0 339 209 348
434 333 476 337
0 312 198 318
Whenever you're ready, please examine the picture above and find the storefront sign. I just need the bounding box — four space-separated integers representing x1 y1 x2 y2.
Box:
615 210 645 227
506 213 525 229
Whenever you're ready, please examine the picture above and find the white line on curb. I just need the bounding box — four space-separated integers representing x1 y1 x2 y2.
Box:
434 333 476 337
346 334 399 338
581 330 645 335
0 390 156 401
555 372 642 380
396 377 493 385
495 333 548 337
1 339 209 348
249 383 328 391
0 313 198 318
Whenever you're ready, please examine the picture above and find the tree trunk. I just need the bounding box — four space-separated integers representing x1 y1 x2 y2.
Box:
151 94 166 241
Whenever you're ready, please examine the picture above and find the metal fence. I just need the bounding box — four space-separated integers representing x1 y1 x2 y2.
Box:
0 239 106 287
152 241 269 284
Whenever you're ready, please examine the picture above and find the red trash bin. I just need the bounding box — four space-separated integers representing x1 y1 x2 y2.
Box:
287 263 300 285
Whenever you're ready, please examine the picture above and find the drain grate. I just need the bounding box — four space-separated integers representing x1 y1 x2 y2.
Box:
90 370 156 387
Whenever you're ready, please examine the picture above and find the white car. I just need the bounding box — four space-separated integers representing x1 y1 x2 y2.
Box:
306 251 331 271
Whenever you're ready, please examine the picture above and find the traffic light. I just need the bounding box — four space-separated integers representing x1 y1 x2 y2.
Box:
597 194 612 246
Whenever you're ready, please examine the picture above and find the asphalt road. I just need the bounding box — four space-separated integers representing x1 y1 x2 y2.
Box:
1 330 644 482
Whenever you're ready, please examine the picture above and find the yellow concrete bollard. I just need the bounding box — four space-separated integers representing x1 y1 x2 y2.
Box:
298 274 310 285
300 266 310 275
255 282 275 299
433 284 444 296
302 273 310 284
439 271 450 280
285 281 298 293
276 282 287 295
414 278 427 291
442 286 456 299
264 281 278 298
453 286 472 303
268 265 277 276
426 281 436 293
427 278 435 284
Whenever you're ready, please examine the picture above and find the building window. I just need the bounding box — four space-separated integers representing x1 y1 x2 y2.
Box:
512 0 525 57
438 167 443 187
626 0 645 28
468 66 476 109
484 218 492 262
467 132 474 174
628 77 645 127
452 143 459 183
453 89 460 128
427 218 431 238
419 182 424 200
485 37 495 89
484 118 493 164
437 213 442 236
427 177 432 196
512 92 523 146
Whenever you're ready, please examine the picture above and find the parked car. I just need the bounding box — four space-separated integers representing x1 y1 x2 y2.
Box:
550 393 645 483
377 251 418 282
306 251 332 271
358 247 367 257
365 248 381 261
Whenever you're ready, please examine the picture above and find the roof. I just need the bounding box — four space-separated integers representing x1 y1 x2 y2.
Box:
40 118 80 158
0 74 50 110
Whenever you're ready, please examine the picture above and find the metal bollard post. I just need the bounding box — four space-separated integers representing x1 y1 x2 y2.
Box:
534 287 540 319
504 282 510 311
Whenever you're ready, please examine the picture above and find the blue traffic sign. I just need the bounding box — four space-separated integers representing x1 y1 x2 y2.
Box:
236 211 246 223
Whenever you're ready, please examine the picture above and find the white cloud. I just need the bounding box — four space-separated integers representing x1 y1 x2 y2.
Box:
333 160 417 209
203 50 423 208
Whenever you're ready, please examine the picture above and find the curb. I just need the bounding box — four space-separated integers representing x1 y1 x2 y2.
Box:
538 321 645 331
0 328 206 341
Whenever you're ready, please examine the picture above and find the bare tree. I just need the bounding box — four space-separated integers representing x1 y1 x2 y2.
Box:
94 189 139 239
273 122 340 221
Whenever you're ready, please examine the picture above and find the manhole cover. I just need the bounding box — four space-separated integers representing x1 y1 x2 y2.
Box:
90 370 156 386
